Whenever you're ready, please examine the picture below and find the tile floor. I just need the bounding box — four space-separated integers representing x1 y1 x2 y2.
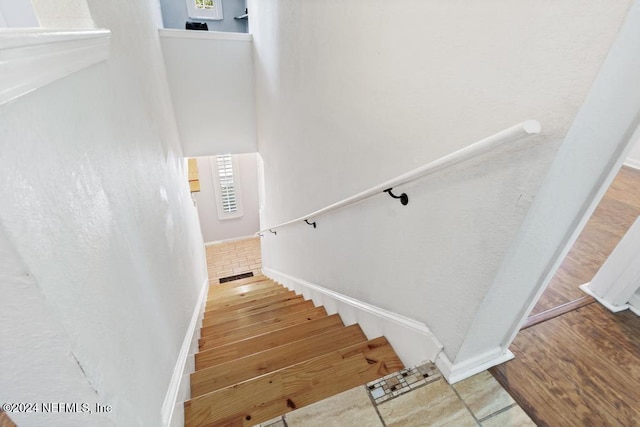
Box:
205 237 262 283
256 366 535 427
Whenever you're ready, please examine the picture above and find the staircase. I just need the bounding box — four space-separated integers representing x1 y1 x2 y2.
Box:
184 274 404 427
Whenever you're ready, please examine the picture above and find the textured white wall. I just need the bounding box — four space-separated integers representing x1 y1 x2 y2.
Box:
0 1 207 426
0 227 114 426
160 30 257 157
249 0 633 361
195 154 260 243
30 0 96 28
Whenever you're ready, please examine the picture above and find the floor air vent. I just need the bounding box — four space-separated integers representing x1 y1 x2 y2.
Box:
219 272 254 283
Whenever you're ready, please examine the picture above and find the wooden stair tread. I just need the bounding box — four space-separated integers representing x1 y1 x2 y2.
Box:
190 275 405 427
206 285 286 306
206 287 288 307
184 337 403 427
195 314 345 370
205 289 295 311
208 280 276 299
202 300 316 332
211 274 268 287
200 306 327 339
190 324 368 397
200 307 327 339
203 295 305 325
203 291 298 316
199 307 328 350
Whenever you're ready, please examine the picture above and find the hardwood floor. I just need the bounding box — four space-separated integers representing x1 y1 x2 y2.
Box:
492 304 640 427
521 296 594 330
492 166 640 427
0 412 16 427
530 166 640 315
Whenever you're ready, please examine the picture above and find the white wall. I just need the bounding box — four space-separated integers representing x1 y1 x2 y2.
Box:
0 0 38 27
195 154 260 242
249 0 633 366
456 1 640 365
0 1 207 426
31 0 96 28
160 29 257 157
0 227 114 426
626 134 640 169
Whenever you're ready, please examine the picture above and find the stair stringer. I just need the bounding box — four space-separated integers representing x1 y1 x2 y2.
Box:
263 268 443 369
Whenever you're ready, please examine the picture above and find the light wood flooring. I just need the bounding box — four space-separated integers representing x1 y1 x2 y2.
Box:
492 166 640 426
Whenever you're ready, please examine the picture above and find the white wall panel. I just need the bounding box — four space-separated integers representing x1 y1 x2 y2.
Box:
160 29 257 157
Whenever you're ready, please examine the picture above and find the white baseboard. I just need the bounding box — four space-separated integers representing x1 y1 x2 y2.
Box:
624 158 640 170
579 283 630 313
626 291 640 316
263 268 443 369
435 347 514 384
161 277 209 427
204 235 258 246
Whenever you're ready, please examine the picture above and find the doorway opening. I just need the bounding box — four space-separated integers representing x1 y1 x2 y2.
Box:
523 164 640 328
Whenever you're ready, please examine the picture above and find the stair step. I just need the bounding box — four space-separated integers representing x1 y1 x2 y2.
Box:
207 281 287 302
190 324 368 397
203 295 305 325
202 300 315 331
195 314 345 370
184 337 403 427
208 280 275 299
199 307 328 351
211 274 268 287
205 287 290 309
200 306 327 339
203 291 298 316
206 283 284 303
209 276 273 290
